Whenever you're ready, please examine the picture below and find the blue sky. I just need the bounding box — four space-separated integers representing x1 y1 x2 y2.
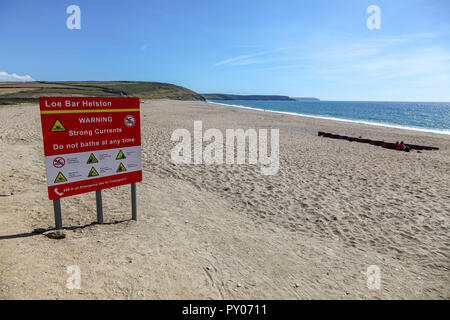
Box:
1 0 449 101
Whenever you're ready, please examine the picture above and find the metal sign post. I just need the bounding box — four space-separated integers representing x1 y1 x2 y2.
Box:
51 184 138 231
131 183 137 221
53 199 63 232
96 189 104 224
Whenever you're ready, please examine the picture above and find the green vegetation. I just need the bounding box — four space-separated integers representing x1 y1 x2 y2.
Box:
0 81 205 105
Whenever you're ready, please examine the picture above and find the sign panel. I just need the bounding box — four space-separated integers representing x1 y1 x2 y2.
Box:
39 97 142 200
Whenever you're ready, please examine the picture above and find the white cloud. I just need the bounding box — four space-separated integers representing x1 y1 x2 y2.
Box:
215 47 289 66
363 32 442 44
0 71 35 82
215 52 268 66
306 31 450 90
229 56 300 66
213 32 450 100
258 64 306 71
318 48 450 82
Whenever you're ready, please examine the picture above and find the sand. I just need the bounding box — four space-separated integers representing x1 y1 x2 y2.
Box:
0 100 449 299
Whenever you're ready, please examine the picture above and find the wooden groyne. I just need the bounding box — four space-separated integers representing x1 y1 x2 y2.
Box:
318 132 439 151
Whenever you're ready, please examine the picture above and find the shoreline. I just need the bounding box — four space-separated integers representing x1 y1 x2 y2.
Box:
207 101 450 136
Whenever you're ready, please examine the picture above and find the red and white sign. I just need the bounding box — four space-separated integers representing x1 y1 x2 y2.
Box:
39 97 142 200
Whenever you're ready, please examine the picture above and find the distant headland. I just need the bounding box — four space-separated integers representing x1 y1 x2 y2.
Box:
201 94 320 101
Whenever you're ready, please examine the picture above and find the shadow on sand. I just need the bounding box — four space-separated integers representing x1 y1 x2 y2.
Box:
0 219 130 240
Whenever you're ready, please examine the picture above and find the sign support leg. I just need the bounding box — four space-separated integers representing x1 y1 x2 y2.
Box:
131 183 137 221
53 199 63 232
96 190 103 224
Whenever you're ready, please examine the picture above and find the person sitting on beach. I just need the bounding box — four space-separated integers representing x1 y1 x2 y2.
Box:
396 141 404 151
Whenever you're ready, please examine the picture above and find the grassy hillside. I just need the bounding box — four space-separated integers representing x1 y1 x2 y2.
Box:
0 81 205 105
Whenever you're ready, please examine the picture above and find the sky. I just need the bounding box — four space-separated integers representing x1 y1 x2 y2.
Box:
1 0 450 101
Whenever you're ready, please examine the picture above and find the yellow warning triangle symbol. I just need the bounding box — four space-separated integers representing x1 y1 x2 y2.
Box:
54 171 68 183
116 150 126 160
116 162 127 173
50 118 66 132
88 167 100 177
87 153 98 164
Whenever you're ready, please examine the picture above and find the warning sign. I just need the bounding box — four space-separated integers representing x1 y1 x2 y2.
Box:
54 172 68 183
88 167 100 177
53 157 65 168
116 163 127 173
124 115 136 127
87 153 99 164
116 150 126 160
50 119 66 132
39 97 142 200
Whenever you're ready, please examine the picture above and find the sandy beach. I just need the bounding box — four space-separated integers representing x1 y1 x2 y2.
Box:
0 100 449 299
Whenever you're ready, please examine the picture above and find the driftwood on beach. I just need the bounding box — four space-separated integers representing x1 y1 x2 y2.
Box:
318 131 439 151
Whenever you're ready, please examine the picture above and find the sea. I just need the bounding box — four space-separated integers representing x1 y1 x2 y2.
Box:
209 100 450 135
